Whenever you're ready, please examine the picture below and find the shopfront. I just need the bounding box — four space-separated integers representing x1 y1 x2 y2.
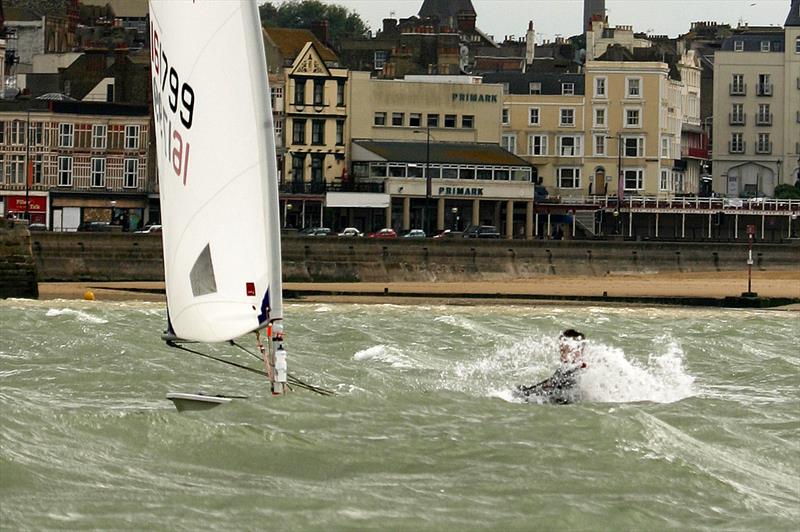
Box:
2 194 48 224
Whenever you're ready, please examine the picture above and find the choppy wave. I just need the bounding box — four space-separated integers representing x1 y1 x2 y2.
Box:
45 307 109 324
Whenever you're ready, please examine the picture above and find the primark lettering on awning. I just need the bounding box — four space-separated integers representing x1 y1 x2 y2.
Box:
438 186 484 196
451 93 498 103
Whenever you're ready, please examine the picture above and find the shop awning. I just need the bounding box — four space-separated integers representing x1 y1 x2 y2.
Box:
326 192 390 208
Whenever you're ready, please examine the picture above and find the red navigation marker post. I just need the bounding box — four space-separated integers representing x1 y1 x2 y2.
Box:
743 224 757 297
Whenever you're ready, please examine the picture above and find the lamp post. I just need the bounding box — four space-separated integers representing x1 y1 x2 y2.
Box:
24 108 31 222
414 126 432 235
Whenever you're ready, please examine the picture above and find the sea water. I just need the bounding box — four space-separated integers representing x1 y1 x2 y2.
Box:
1 299 798 530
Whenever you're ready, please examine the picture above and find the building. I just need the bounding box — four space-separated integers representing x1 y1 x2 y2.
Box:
0 98 151 230
344 73 534 237
712 6 800 197
584 0 606 32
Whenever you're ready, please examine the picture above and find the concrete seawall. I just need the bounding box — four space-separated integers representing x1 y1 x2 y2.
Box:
31 233 800 283
1 219 39 298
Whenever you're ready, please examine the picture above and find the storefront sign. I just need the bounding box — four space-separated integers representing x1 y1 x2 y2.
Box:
438 186 484 197
451 93 498 103
5 195 46 213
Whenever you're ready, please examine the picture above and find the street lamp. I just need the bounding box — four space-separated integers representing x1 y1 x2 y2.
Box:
413 126 432 235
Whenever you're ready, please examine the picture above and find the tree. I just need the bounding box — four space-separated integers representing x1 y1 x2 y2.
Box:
259 1 369 47
774 183 800 200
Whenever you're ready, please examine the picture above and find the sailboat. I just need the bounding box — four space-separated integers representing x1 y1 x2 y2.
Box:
149 0 287 408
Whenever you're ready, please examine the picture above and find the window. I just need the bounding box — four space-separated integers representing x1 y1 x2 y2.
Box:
59 123 74 148
374 51 388 70
409 113 422 127
593 107 606 127
626 77 641 98
731 73 745 95
661 136 670 158
292 119 306 144
271 86 284 109
291 154 305 182
313 80 325 106
336 120 344 145
557 167 581 189
275 119 283 140
624 169 644 191
0 121 4 145
731 103 745 124
756 133 771 154
528 134 548 156
9 155 24 184
660 169 670 191
29 122 43 146
373 112 386 126
757 74 772 96
501 133 517 154
501 82 510 94
560 108 575 127
462 115 474 128
624 137 645 157
734 40 744 52
10 120 24 145
444 114 457 128
91 157 106 188
501 108 509 126
757 104 771 125
528 107 540 126
558 135 582 157
124 125 140 150
562 83 575 95
337 80 345 106
0 154 4 183
760 41 770 52
427 114 439 128
594 77 606 97
310 155 323 182
625 108 641 127
796 37 800 54
730 132 744 153
293 78 306 105
123 158 138 188
529 82 542 95
594 134 606 156
32 155 43 184
311 119 325 145
391 112 404 127
58 156 73 186
92 124 107 149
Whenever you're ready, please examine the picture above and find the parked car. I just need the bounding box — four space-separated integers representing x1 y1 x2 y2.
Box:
402 229 426 239
367 228 397 239
463 225 500 239
135 224 162 234
28 223 48 232
338 227 363 237
432 229 463 239
299 227 332 237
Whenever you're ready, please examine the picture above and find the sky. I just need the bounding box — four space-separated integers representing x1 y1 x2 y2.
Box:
300 0 793 42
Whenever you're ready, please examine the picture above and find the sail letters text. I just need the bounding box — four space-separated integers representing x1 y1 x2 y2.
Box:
151 22 195 185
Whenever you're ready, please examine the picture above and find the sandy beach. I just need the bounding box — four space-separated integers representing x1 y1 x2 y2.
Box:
35 270 800 307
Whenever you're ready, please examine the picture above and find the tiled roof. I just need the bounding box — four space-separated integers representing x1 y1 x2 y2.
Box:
353 140 531 167
419 0 476 18
786 0 800 27
482 72 585 96
263 27 338 62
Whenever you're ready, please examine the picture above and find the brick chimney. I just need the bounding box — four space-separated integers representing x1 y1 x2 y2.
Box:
310 19 330 45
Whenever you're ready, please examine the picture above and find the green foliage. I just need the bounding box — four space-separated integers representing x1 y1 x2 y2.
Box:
774 183 800 199
259 0 369 45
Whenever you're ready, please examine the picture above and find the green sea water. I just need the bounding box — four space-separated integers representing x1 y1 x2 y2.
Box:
1 299 798 530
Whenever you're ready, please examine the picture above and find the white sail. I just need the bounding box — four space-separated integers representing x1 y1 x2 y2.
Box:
149 0 283 344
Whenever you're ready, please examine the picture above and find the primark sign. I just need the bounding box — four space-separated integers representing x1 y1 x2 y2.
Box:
452 93 498 103
438 186 484 196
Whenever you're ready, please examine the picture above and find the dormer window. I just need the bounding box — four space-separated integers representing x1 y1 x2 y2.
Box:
561 83 575 95
760 41 770 52
529 82 542 95
733 40 744 52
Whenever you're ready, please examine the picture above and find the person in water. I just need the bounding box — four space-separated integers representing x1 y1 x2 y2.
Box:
516 329 587 403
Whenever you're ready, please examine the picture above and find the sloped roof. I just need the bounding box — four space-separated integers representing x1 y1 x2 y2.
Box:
787 0 800 27
419 0 476 18
352 140 531 167
263 27 338 62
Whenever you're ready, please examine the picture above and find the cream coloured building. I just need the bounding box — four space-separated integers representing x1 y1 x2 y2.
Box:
712 9 800 197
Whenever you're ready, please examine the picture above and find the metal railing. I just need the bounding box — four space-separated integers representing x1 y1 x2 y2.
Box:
729 83 746 96
553 194 800 212
279 181 386 195
756 83 773 96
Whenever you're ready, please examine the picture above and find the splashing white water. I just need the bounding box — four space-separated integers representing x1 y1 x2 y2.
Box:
353 344 413 369
45 308 108 324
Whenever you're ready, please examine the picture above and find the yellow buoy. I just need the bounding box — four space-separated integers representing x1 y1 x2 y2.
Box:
83 290 95 301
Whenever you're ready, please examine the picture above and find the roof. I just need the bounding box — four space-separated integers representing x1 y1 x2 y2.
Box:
720 33 785 52
787 0 800 27
352 140 532 167
263 27 338 63
482 72 585 95
419 0 476 18
0 98 148 116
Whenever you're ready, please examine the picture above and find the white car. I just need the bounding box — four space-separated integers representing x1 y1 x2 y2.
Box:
338 227 363 237
135 224 162 234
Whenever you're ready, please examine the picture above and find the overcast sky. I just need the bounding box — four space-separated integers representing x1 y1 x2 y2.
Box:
305 0 792 42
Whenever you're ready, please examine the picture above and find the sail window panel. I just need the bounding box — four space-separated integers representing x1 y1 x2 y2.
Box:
189 244 218 297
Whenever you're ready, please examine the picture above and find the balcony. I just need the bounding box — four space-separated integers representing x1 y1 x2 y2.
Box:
756 83 773 96
729 112 746 125
755 113 773 126
729 83 746 96
682 146 710 159
728 141 745 154
755 142 772 155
